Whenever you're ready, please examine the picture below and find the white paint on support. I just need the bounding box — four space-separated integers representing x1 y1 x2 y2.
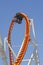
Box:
0 35 8 65
4 37 16 59
27 40 40 65
30 19 36 40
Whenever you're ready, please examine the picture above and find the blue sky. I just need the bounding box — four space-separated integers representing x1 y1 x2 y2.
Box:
0 0 43 65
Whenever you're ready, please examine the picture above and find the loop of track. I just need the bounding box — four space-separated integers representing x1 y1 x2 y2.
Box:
8 13 30 65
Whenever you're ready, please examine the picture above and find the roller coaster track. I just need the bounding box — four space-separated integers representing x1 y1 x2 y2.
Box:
7 12 30 65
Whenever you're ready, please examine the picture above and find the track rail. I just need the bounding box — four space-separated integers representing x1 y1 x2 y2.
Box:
8 12 30 65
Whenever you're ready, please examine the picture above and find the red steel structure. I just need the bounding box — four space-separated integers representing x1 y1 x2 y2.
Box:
7 12 30 65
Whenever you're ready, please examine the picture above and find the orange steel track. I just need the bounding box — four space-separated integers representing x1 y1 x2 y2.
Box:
8 12 30 65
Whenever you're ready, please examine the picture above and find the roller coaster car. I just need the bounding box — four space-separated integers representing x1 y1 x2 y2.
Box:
14 13 23 24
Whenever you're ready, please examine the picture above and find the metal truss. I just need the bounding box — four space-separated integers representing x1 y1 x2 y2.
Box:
0 35 7 65
4 37 40 65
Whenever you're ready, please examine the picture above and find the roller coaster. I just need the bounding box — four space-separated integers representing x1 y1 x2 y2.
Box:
0 12 40 65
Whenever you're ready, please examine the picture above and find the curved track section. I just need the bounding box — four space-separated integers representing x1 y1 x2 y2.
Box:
8 12 30 65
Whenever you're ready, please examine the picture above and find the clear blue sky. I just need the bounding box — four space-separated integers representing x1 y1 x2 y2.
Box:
0 0 43 65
